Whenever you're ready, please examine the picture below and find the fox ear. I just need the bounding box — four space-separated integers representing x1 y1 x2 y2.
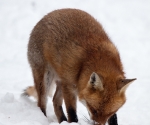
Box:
117 78 136 93
89 72 104 91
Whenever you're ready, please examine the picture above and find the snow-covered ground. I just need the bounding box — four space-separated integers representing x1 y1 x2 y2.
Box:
0 0 150 125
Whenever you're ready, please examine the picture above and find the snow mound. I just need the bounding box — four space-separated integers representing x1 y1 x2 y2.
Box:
0 93 49 125
0 93 91 125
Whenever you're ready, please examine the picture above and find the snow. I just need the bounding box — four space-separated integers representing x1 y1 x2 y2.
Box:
0 0 150 124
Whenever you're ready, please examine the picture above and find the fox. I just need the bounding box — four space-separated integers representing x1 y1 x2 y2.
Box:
24 8 136 125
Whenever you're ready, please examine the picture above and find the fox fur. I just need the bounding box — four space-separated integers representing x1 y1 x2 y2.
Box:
24 8 136 125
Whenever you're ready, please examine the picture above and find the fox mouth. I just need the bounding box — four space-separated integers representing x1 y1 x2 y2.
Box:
80 99 104 125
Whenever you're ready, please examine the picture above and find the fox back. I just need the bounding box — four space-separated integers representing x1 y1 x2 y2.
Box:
26 8 136 125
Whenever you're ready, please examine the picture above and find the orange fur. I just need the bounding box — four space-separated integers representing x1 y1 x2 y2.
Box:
25 8 136 125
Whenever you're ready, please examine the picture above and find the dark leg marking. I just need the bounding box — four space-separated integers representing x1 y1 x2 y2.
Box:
68 107 78 122
41 107 46 116
108 113 118 125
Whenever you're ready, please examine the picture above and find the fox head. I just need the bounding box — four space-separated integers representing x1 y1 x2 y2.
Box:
79 72 136 125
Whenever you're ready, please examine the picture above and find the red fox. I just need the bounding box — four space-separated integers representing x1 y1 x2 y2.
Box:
24 8 136 125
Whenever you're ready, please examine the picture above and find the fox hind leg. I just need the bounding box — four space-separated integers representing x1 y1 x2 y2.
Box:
32 68 47 115
62 82 78 123
53 81 67 123
32 67 53 116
